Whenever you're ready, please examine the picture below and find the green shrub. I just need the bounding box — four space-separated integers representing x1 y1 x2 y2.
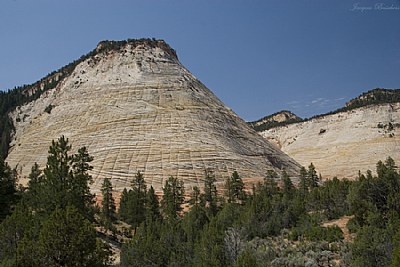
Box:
44 104 54 114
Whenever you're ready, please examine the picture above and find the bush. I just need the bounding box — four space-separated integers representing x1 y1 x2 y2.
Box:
346 217 360 234
44 104 54 114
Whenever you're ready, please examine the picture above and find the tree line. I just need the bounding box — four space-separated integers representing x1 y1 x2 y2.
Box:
2 136 400 266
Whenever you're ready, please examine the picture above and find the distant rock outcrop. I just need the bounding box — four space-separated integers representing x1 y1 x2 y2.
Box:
6 39 300 192
248 110 302 132
259 92 400 179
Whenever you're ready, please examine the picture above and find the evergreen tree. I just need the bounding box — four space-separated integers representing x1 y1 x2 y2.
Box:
39 136 94 218
298 166 308 201
347 174 375 225
266 169 278 180
27 162 42 185
182 204 209 244
190 186 201 205
193 203 242 266
145 185 161 223
41 136 73 214
391 227 400 267
118 188 130 221
161 176 185 221
101 178 116 226
0 203 40 266
121 219 165 267
71 146 95 218
129 171 147 227
26 162 43 196
121 218 189 267
224 171 246 204
318 177 351 220
193 220 227 267
282 170 294 199
308 163 319 188
0 158 16 221
38 206 111 266
22 163 44 220
201 170 218 215
0 137 111 266
263 172 279 197
351 224 391 267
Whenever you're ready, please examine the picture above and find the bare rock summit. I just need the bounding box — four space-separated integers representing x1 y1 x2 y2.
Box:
6 39 300 192
249 110 302 132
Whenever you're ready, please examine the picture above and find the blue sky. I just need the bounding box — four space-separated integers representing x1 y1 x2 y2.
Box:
1 0 399 120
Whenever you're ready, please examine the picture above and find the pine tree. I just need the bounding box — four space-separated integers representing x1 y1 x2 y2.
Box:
121 219 165 267
190 186 201 205
282 171 294 199
0 158 16 221
27 162 42 187
182 204 209 244
145 185 161 223
263 171 279 197
40 136 94 218
101 178 116 226
224 171 245 204
299 166 308 195
225 177 232 202
0 137 111 266
121 217 188 266
266 169 278 179
161 176 185 221
129 171 147 227
118 188 130 221
38 206 111 266
24 162 43 213
0 203 40 266
42 136 73 213
308 163 319 188
201 170 218 215
71 146 95 218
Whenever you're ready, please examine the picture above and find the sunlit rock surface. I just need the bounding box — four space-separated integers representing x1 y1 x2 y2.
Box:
7 40 300 192
261 103 400 179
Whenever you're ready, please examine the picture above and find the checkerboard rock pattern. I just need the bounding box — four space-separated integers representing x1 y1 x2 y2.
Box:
7 40 300 193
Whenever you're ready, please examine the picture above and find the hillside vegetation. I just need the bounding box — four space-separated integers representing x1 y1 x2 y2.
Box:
2 137 400 266
345 88 400 109
250 88 400 132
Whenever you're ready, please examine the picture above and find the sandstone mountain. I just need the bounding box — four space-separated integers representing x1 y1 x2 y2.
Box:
258 89 400 179
5 39 300 193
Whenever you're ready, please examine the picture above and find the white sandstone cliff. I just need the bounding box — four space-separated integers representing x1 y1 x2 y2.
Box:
6 40 300 192
261 103 400 179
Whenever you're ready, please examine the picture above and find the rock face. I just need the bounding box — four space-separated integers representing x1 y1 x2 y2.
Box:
252 111 301 126
248 110 302 132
260 103 400 179
6 39 300 192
